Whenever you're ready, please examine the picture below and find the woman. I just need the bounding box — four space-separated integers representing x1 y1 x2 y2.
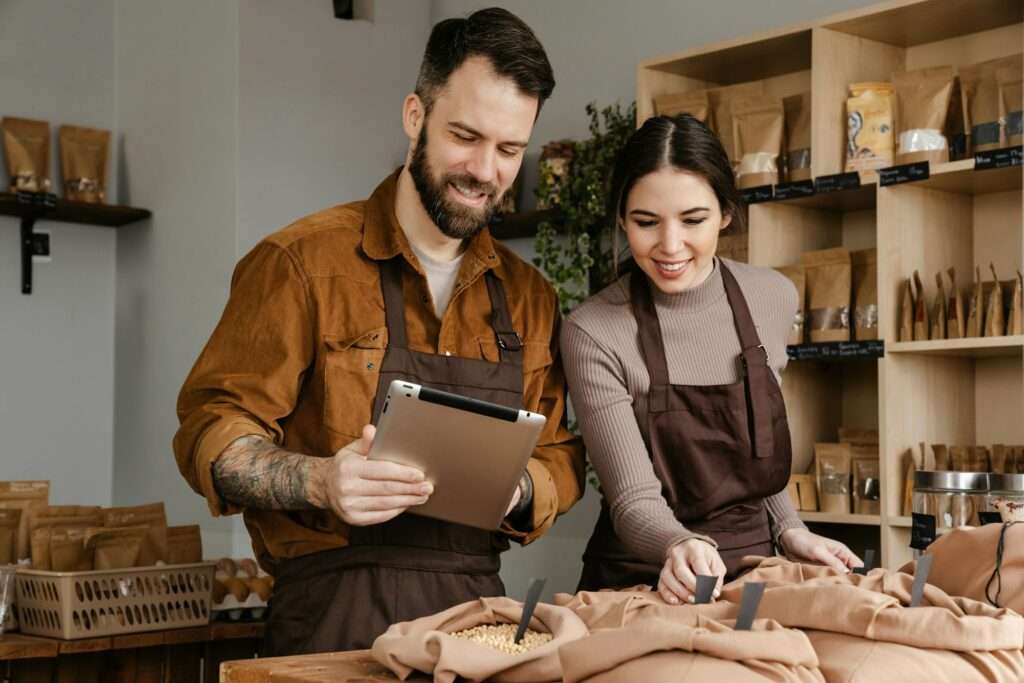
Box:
562 114 861 605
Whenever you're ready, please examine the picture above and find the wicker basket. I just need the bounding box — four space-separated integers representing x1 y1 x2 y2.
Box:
15 562 215 639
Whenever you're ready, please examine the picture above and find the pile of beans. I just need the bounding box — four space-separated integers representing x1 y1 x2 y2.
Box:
450 623 552 655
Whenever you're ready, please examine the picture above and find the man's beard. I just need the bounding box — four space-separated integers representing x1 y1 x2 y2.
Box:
408 127 505 240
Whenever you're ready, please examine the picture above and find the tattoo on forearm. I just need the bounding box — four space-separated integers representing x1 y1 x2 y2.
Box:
212 436 319 510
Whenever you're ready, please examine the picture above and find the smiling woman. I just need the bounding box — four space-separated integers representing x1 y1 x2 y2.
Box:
561 113 863 606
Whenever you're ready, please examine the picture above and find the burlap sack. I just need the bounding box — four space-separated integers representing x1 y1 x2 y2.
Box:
558 615 823 683
371 596 588 683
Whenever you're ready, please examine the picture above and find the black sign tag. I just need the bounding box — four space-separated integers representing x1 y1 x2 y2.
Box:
910 555 933 607
814 172 860 194
979 511 1003 525
772 180 815 201
694 575 718 605
852 548 876 575
974 146 1022 170
910 512 937 551
785 340 885 362
741 185 773 204
735 582 766 631
14 191 58 209
878 161 930 186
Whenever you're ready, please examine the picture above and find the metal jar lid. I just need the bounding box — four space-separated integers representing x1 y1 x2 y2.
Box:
913 470 989 492
988 473 1024 493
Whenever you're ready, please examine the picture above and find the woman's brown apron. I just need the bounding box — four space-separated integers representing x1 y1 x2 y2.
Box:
578 262 792 590
264 257 525 654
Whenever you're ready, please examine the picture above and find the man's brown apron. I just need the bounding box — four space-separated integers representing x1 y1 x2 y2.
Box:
264 256 524 655
578 262 792 590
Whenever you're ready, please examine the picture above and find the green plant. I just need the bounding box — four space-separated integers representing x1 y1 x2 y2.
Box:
533 101 637 314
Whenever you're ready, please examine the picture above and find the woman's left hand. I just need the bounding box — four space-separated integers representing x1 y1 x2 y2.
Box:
779 528 863 573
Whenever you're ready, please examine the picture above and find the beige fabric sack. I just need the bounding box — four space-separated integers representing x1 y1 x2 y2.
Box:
558 615 823 683
371 596 588 683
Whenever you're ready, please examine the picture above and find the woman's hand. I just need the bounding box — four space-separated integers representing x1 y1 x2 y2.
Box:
780 528 863 572
658 538 727 604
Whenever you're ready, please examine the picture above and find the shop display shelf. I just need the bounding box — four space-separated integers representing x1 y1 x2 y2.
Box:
0 192 150 227
888 516 913 528
770 179 876 211
798 512 881 526
906 158 1022 196
888 336 1024 358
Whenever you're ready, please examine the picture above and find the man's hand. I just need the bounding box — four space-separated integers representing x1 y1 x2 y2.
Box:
780 528 862 573
316 425 434 526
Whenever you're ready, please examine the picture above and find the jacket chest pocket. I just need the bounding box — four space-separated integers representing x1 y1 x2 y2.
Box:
322 327 387 439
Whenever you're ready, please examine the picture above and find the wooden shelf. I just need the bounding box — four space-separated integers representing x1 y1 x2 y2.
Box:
799 512 881 526
888 336 1024 358
889 516 913 528
489 208 559 240
786 341 884 362
825 0 1022 48
900 159 1022 196
772 181 876 212
0 192 151 227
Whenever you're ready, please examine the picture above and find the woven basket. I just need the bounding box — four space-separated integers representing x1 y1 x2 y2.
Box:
15 562 215 639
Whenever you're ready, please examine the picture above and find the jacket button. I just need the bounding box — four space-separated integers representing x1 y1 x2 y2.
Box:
367 362 375 370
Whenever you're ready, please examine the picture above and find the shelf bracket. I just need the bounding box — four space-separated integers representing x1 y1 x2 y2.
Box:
21 215 34 295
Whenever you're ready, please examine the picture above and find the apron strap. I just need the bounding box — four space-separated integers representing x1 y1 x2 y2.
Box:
629 271 671 413
484 271 523 365
719 261 774 459
379 257 409 349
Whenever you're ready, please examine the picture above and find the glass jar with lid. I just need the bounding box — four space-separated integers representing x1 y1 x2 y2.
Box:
986 473 1024 522
913 471 989 531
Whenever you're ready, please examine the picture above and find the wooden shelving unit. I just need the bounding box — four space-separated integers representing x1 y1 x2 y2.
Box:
638 0 1023 570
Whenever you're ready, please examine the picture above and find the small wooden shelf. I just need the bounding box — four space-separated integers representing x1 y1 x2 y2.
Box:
889 516 913 528
888 336 1024 358
772 181 876 212
0 192 151 227
489 208 559 240
786 340 884 362
799 512 881 526
904 159 1022 196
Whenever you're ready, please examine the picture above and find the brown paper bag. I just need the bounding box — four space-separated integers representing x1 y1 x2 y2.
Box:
969 446 991 473
783 92 811 182
1 117 51 192
930 272 947 340
899 278 915 342
167 525 203 565
86 527 147 570
949 446 970 472
1009 271 1023 336
49 527 92 572
816 443 851 514
653 90 710 122
102 502 168 566
946 267 965 339
58 125 110 203
992 445 1010 474
946 76 967 161
773 265 805 345
966 266 985 337
0 509 20 565
893 66 955 165
371 597 588 683
732 96 784 189
800 248 851 343
709 81 765 169
0 481 49 561
961 59 1004 153
912 270 930 341
997 60 1023 147
931 444 951 471
837 428 878 446
846 82 895 172
851 249 878 340
29 507 103 570
985 264 1006 337
852 450 880 515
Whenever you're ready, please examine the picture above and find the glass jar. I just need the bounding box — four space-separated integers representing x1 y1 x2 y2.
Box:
913 471 989 531
986 474 1024 522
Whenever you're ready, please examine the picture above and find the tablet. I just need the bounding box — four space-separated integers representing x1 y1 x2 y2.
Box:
367 380 546 530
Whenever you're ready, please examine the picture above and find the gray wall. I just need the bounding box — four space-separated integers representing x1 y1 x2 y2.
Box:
0 0 117 506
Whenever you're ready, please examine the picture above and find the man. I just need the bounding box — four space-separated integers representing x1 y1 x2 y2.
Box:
174 8 584 655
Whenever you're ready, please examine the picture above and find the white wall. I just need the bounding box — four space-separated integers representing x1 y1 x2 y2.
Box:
432 0 883 601
0 0 117 506
113 0 242 554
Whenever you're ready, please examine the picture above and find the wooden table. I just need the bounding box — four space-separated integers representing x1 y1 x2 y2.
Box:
221 650 431 682
0 621 264 682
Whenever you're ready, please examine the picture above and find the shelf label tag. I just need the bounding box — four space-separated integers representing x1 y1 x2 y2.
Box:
974 146 1022 171
741 185 774 204
852 548 876 575
694 575 718 604
979 511 1003 525
814 172 860 193
910 555 933 607
772 180 815 201
785 340 885 361
910 512 937 550
878 161 930 186
735 582 765 630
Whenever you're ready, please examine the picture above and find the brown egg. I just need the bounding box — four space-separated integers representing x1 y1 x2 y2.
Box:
245 576 273 602
215 558 237 580
236 558 259 578
212 579 228 604
222 577 250 602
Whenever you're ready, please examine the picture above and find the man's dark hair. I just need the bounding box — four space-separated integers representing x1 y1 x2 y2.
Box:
415 8 555 115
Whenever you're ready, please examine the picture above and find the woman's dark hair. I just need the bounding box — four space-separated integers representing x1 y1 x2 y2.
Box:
415 8 555 116
608 113 745 255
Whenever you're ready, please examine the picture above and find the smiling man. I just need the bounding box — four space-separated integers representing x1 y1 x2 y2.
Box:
173 8 584 654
